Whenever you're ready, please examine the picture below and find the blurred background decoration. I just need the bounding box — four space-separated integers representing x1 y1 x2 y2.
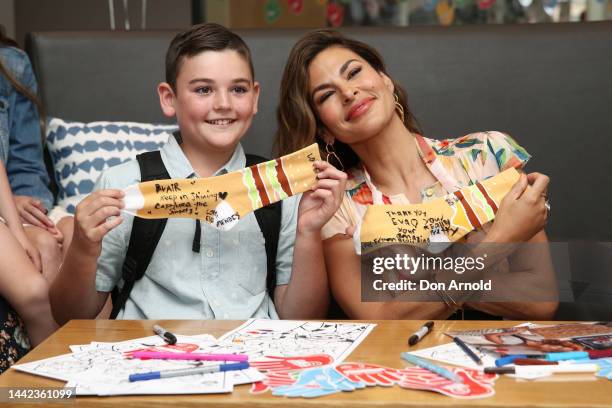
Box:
1 0 611 46
201 0 610 28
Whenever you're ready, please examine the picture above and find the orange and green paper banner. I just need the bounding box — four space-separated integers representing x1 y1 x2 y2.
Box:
359 168 520 252
122 144 320 230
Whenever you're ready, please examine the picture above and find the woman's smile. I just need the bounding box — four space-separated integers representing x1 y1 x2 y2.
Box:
346 97 376 122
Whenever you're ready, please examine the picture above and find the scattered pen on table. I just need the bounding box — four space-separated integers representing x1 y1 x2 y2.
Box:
129 361 250 382
513 358 558 366
408 321 434 346
453 336 483 365
401 352 464 383
129 351 248 362
495 349 612 367
153 324 177 345
484 363 598 376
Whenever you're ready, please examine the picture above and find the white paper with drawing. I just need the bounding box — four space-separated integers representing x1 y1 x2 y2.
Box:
11 334 244 396
407 342 497 370
217 319 376 363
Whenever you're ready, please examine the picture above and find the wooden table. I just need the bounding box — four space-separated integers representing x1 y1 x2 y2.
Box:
0 320 610 407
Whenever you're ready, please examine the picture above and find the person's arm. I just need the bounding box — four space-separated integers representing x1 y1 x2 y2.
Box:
461 172 558 319
465 230 558 320
323 234 451 319
6 51 55 216
0 160 42 270
274 228 329 319
49 189 124 324
274 162 344 319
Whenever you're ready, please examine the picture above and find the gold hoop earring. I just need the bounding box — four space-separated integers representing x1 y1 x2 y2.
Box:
325 141 344 172
394 92 405 123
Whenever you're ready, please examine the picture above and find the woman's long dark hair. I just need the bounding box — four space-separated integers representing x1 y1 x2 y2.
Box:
0 26 46 141
275 29 421 170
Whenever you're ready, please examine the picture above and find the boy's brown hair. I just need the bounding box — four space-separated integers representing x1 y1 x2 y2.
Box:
165 23 254 91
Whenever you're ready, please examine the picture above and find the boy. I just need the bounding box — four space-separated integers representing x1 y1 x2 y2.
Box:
50 24 346 322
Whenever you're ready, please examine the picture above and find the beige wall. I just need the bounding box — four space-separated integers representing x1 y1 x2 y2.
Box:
14 0 191 46
206 0 326 28
0 0 15 40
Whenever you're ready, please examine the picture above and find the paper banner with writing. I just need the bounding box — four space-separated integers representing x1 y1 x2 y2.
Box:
360 168 520 251
122 144 320 230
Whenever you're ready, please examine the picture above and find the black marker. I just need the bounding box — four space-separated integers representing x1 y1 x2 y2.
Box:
408 321 434 346
153 324 177 345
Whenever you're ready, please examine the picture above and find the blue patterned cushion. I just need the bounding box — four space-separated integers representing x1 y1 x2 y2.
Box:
46 118 177 213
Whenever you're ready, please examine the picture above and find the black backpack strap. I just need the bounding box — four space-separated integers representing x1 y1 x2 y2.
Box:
245 154 282 299
110 150 170 319
111 151 282 318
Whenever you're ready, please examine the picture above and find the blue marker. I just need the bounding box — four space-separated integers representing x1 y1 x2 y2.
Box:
129 361 249 382
496 351 593 366
495 354 532 367
545 351 590 362
401 352 463 383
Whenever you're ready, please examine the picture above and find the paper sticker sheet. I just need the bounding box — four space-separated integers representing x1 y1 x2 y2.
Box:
253 362 498 399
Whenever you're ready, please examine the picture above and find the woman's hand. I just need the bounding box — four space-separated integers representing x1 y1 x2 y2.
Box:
297 161 347 233
487 172 549 243
13 195 64 242
14 195 53 228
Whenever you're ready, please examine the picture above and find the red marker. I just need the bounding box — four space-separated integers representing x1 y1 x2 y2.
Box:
513 358 558 366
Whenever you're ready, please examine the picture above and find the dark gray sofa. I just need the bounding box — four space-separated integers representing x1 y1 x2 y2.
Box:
26 23 612 319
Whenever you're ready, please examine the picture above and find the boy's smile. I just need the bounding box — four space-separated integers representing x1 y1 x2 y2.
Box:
205 119 236 127
160 50 260 159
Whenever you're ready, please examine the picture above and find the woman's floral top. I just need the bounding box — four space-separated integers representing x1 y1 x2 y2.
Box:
321 131 531 239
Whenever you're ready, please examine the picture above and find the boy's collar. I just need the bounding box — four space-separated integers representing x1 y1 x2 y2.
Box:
161 131 246 179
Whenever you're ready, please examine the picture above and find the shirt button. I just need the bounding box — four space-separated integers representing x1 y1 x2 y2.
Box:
206 250 214 257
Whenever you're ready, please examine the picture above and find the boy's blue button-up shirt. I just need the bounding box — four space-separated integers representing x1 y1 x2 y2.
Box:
0 46 53 210
95 135 298 319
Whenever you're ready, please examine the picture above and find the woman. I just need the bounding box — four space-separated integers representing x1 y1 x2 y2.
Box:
276 29 558 320
0 28 64 372
0 28 73 281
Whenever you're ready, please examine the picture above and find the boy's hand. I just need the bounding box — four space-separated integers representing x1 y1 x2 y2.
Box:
297 161 347 233
73 189 125 257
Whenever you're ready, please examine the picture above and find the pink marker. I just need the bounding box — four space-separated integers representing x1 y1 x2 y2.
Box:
129 351 248 362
